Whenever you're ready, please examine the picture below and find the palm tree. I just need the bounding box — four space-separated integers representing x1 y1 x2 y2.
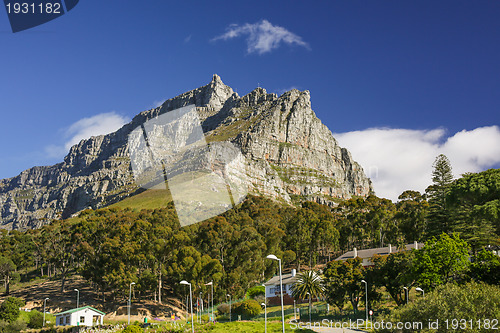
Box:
291 270 324 319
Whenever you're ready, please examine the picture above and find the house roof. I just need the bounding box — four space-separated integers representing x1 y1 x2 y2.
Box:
335 243 424 261
56 306 105 316
264 272 299 286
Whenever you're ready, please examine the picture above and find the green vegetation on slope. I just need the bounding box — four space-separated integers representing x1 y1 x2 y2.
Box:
109 189 172 210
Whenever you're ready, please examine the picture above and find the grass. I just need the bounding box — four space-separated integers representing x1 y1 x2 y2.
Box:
191 320 315 332
5 275 49 293
109 189 172 210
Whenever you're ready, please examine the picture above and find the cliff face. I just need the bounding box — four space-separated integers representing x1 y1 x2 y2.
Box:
0 75 372 230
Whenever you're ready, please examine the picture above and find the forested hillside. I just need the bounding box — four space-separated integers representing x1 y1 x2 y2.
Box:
1 167 499 307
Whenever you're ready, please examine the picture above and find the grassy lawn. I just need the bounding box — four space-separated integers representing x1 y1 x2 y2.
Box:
191 320 314 332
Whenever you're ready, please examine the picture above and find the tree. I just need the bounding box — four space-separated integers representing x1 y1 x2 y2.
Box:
380 281 500 333
412 233 470 290
0 257 16 295
291 270 324 314
285 208 315 270
396 190 428 243
246 285 265 299
371 251 415 305
469 249 500 285
323 258 364 313
447 169 500 251
0 297 25 323
426 154 454 237
336 196 398 251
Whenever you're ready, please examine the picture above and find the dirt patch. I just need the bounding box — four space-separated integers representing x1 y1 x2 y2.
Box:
1 276 186 320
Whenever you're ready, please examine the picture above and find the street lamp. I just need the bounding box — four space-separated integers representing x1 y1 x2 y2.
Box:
306 292 311 322
226 294 231 322
293 299 296 320
261 303 267 333
361 280 368 325
74 289 79 309
43 298 49 327
205 282 214 322
180 281 194 333
416 287 424 298
403 287 408 305
266 254 285 333
128 282 136 324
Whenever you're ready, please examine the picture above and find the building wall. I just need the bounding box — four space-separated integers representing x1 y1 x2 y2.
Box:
56 309 103 327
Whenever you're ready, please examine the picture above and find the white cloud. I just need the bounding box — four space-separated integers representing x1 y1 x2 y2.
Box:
212 19 310 54
45 112 130 158
335 126 500 201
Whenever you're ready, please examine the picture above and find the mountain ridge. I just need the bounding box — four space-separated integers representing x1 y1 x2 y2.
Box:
0 75 372 230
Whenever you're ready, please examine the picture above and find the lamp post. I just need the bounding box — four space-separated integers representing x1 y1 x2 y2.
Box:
266 254 285 333
180 281 194 333
128 282 136 324
416 287 424 298
226 294 231 322
403 287 408 305
261 303 267 333
361 280 368 325
306 292 311 322
205 282 214 321
42 298 49 327
293 299 296 320
74 289 79 309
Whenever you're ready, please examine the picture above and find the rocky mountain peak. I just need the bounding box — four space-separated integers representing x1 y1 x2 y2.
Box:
0 75 373 230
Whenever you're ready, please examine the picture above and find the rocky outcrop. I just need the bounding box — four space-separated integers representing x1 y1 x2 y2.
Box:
0 75 372 230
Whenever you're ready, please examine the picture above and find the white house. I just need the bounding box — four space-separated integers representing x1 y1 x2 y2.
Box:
55 306 105 327
335 241 424 266
264 269 300 306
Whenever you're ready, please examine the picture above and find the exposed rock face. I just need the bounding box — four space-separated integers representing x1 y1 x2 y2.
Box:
0 75 372 230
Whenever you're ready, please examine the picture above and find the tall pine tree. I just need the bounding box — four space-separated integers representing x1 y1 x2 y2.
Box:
425 154 454 237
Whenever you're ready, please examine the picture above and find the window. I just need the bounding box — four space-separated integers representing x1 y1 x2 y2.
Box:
59 317 64 325
65 316 70 324
80 316 85 324
270 285 285 294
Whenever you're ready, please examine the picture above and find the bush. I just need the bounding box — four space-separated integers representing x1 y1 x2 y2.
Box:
217 304 229 315
28 310 44 329
246 285 265 299
122 325 143 333
375 281 500 332
232 299 261 318
0 297 25 323
0 319 27 333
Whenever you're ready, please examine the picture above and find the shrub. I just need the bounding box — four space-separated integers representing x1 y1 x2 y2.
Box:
232 299 261 318
375 281 500 332
0 319 27 333
246 285 265 299
122 324 143 333
28 310 44 329
217 304 229 315
0 297 25 323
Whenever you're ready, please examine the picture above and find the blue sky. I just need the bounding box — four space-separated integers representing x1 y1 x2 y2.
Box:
1 0 499 200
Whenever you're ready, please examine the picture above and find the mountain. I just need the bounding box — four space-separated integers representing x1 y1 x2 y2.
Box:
0 75 372 230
